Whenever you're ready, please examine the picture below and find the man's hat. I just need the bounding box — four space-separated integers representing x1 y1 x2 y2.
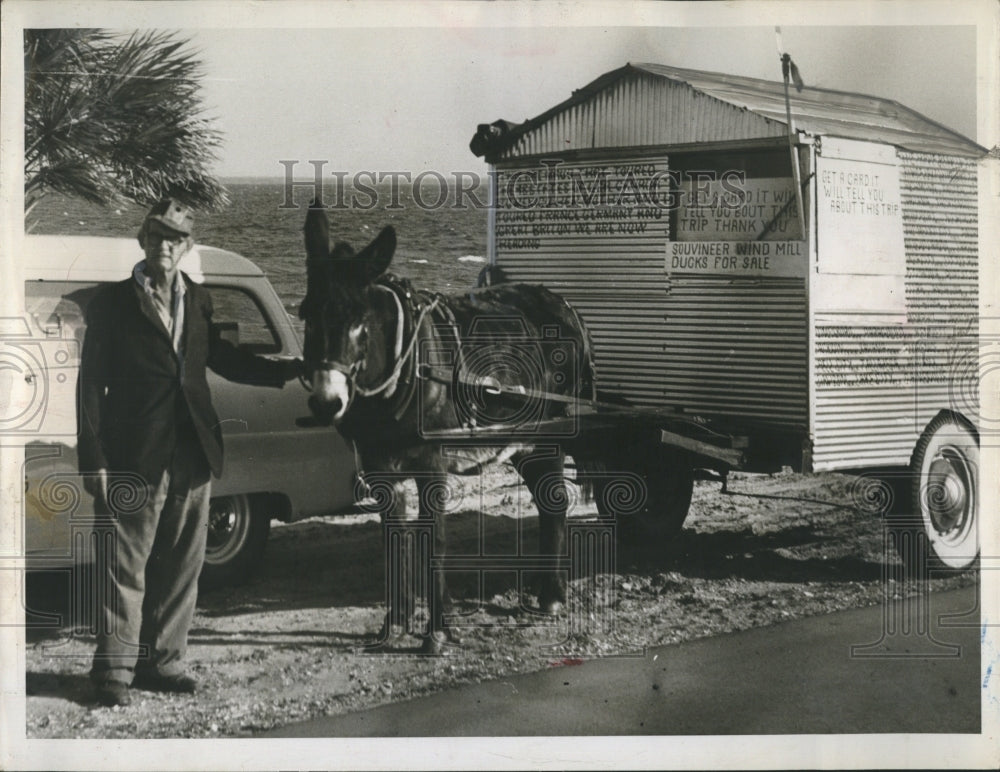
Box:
144 198 194 235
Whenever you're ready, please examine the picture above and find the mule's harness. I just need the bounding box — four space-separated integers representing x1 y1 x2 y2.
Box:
315 275 458 422
353 284 437 400
319 274 597 424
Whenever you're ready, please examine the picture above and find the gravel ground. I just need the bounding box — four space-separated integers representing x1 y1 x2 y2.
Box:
24 465 976 738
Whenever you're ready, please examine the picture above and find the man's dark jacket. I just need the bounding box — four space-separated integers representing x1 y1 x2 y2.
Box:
78 273 288 485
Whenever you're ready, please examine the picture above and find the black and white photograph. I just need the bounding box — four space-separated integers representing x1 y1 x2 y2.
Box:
1 0 998 769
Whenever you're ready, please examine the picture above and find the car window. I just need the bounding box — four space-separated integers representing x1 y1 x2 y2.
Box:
205 285 281 354
26 281 281 355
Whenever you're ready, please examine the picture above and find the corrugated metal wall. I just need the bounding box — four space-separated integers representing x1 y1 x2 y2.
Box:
898 150 979 447
493 156 808 426
494 156 674 407
486 68 978 470
810 151 979 470
656 275 807 425
498 72 786 159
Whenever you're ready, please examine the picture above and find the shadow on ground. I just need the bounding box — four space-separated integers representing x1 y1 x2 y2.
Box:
25 671 94 707
23 502 884 637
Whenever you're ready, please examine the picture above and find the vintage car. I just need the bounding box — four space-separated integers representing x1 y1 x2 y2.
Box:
20 234 358 588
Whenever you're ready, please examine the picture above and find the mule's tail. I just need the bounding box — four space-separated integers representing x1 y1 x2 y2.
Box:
569 442 616 505
572 458 601 504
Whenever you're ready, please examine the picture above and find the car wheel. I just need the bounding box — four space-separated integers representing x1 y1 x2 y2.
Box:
891 413 979 573
200 494 270 590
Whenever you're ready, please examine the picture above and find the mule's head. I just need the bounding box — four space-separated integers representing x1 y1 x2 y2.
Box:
300 202 397 423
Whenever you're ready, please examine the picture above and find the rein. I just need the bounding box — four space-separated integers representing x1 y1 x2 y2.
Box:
353 287 440 399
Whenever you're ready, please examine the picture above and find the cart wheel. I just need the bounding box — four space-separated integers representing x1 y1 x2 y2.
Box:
591 449 694 542
892 413 978 572
628 461 694 541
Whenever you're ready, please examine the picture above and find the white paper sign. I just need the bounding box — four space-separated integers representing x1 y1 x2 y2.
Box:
816 150 905 276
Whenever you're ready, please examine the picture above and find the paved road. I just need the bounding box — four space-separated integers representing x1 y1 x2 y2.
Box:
263 586 983 736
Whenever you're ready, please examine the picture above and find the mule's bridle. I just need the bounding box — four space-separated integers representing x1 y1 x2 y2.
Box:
310 280 441 407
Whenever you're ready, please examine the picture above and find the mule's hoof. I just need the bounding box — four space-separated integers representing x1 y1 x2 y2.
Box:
371 617 403 647
540 599 564 616
420 631 450 656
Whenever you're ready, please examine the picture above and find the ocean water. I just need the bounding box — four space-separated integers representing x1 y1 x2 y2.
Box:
28 180 490 317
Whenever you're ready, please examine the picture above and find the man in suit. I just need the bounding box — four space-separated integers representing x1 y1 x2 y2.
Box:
78 199 301 707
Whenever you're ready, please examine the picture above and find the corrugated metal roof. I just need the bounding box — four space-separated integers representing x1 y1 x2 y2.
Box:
478 63 984 160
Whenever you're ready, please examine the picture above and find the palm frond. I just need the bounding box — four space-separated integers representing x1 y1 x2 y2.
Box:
25 28 229 219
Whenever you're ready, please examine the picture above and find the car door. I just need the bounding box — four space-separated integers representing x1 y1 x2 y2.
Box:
202 277 357 517
20 280 102 561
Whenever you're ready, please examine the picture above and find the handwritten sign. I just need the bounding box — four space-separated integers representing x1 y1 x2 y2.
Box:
494 161 671 251
816 151 905 277
666 240 807 277
676 177 802 241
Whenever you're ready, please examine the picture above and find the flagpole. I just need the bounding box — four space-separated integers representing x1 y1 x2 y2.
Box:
778 32 807 241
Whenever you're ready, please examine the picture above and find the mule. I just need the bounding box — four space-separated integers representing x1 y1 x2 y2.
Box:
300 203 595 653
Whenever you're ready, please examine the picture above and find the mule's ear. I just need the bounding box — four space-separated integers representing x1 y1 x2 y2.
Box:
304 201 330 262
358 225 396 280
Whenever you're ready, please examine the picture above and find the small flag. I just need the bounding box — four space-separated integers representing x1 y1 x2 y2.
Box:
784 54 805 92
775 27 805 92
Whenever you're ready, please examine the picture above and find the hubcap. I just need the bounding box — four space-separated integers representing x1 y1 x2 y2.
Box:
924 447 972 543
206 498 249 562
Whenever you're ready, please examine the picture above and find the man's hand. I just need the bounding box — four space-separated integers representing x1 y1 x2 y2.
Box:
83 468 109 507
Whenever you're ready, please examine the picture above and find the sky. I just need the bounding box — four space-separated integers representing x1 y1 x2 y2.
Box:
2 0 990 180
181 19 982 178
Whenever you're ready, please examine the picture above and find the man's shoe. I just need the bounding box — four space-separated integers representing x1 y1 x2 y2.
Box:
95 680 131 707
133 671 197 694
